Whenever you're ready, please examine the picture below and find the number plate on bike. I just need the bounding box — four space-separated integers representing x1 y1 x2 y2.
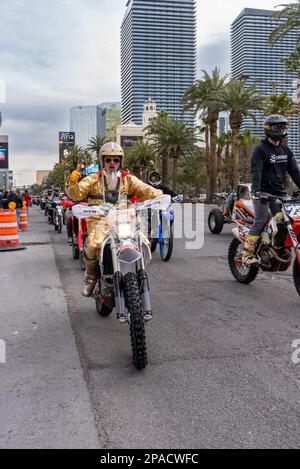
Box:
283 202 300 218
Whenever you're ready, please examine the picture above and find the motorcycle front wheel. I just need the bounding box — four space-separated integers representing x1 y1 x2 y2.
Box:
160 223 174 262
58 216 62 234
79 234 88 271
123 272 147 370
228 238 259 284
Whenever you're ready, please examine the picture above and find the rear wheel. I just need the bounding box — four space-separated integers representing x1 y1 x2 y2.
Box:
151 239 158 253
293 260 300 296
208 209 224 234
228 238 259 284
124 272 147 370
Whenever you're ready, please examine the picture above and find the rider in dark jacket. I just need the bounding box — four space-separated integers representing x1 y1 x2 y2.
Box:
148 170 178 197
242 114 300 265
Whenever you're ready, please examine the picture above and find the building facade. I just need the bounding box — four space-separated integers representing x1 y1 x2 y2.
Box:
231 8 299 159
116 99 158 147
70 105 102 148
121 0 196 126
36 171 50 186
99 102 121 140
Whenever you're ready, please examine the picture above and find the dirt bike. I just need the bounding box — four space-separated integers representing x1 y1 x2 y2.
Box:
73 195 171 370
149 195 183 262
208 184 254 234
52 201 63 233
228 193 300 295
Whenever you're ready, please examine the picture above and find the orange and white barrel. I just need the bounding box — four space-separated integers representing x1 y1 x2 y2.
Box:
0 209 20 250
20 207 28 231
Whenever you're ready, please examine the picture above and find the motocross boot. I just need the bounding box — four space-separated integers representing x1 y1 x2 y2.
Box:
242 234 260 266
81 259 99 297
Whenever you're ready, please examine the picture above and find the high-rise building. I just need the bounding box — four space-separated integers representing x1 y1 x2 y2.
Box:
99 102 121 140
231 8 299 159
121 0 196 126
70 105 102 147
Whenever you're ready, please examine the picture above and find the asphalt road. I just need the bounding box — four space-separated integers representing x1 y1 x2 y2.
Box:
2 206 300 449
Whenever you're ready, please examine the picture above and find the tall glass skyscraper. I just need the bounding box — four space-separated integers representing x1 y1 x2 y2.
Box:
231 8 299 159
121 0 196 126
70 105 102 148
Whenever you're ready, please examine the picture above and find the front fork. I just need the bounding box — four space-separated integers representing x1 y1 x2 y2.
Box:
284 212 300 264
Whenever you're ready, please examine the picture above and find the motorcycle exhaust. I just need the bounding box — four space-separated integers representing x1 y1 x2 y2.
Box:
138 269 152 321
114 271 127 323
269 247 291 265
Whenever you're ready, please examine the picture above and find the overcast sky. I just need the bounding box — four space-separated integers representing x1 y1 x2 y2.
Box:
0 0 282 185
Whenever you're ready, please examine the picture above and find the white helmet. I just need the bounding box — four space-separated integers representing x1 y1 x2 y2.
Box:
100 142 124 168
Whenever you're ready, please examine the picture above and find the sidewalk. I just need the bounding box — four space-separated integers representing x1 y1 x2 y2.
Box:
0 208 99 449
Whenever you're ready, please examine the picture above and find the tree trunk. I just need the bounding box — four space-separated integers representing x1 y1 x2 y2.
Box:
243 148 250 183
205 127 210 203
162 152 169 186
225 144 231 191
231 128 240 187
172 157 179 193
209 120 218 202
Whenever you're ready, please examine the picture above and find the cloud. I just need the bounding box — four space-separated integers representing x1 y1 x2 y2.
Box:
0 0 124 185
198 35 230 76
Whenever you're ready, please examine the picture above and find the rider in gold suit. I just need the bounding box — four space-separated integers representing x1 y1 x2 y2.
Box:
66 142 163 297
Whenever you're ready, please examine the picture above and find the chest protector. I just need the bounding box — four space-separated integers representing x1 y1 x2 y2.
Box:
103 174 121 205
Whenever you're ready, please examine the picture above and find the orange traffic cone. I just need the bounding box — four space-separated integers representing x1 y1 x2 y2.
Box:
20 206 28 231
0 209 26 251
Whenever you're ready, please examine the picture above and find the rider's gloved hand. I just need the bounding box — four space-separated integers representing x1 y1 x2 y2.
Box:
69 164 82 184
172 195 183 203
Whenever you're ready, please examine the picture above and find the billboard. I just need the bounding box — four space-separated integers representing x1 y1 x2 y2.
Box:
59 132 75 162
0 142 8 169
120 135 143 148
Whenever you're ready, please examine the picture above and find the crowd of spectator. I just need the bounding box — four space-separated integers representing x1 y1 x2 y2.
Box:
0 189 32 229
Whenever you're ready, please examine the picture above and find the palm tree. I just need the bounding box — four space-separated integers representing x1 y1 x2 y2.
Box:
223 131 232 190
182 67 228 202
238 130 260 183
269 2 300 46
86 135 107 170
165 120 197 192
219 79 265 186
215 132 227 189
269 2 300 140
145 111 171 185
124 140 156 181
264 91 297 116
64 145 92 172
197 118 210 199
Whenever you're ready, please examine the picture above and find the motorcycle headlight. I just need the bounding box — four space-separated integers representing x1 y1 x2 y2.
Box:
117 223 132 239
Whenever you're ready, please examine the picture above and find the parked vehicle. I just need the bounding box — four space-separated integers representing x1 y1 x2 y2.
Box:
208 184 254 234
73 195 171 370
228 192 300 295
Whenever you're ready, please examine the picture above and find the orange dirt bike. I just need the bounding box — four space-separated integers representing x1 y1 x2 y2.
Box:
208 184 254 234
73 195 171 370
228 192 300 294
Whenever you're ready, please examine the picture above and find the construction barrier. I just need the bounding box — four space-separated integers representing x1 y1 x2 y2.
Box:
0 209 25 252
20 207 28 231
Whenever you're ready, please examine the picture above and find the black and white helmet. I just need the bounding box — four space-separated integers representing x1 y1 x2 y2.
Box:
149 170 162 187
264 115 289 141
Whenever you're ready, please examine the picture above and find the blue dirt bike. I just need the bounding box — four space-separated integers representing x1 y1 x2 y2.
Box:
150 195 183 262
